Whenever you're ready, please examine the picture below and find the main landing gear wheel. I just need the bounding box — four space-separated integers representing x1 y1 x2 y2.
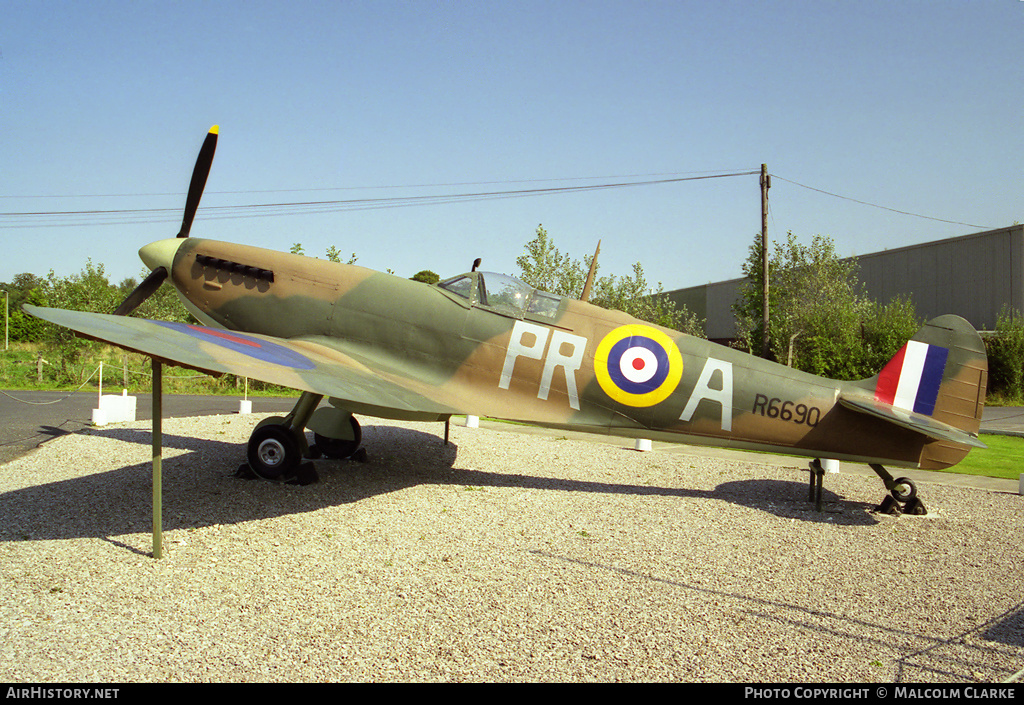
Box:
312 416 362 460
239 393 324 484
247 424 301 480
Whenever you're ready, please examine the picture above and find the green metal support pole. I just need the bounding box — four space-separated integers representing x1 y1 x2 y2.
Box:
152 358 163 559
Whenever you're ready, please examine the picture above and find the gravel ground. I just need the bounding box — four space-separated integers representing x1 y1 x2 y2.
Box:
0 413 1021 683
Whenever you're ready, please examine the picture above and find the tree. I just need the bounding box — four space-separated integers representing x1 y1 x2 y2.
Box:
325 246 358 264
516 225 704 336
733 231 919 379
515 225 586 298
2 273 47 342
39 260 121 382
130 270 194 323
411 270 440 284
588 261 696 333
733 232 779 358
858 295 920 374
292 243 358 264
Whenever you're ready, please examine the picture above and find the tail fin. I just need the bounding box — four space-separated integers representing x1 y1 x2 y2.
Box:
840 315 988 468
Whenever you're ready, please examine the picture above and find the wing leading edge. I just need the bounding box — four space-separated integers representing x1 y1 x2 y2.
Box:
25 305 457 419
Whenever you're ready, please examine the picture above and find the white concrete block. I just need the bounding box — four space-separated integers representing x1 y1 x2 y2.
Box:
822 459 840 473
635 439 652 452
92 392 137 425
238 400 252 414
465 415 479 428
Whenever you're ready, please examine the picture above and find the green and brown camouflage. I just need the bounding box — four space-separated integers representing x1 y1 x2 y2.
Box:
24 126 989 511
29 234 987 468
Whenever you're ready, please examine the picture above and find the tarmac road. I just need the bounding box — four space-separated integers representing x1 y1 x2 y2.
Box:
0 390 300 465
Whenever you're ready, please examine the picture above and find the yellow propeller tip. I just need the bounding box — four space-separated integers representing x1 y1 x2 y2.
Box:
209 125 219 134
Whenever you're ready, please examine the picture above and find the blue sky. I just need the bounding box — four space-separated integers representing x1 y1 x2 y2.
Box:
2 1 1022 294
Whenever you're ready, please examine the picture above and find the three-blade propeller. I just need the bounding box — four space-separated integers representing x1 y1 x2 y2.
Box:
112 266 169 316
113 125 218 316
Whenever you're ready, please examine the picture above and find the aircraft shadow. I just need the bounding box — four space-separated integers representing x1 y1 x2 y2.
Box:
0 425 877 544
436 470 877 526
713 477 880 525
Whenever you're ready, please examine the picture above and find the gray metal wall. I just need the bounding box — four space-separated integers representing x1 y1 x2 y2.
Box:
663 225 1024 339
663 278 743 342
854 225 1023 331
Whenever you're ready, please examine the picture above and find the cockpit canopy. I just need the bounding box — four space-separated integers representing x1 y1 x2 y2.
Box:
437 271 563 319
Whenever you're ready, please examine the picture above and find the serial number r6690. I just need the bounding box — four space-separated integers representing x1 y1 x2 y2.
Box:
752 394 820 426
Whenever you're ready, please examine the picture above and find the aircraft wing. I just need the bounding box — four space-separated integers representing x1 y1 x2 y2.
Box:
25 306 458 418
837 395 987 449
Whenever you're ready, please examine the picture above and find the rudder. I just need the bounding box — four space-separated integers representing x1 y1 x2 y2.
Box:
860 315 988 468
870 316 987 428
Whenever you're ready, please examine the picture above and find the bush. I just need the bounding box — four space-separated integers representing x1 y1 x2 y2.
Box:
733 232 920 380
985 306 1024 401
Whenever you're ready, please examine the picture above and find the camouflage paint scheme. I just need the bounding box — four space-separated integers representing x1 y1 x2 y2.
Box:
28 234 987 475
24 126 988 506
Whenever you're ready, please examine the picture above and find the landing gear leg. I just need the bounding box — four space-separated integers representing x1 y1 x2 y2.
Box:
808 458 825 511
870 463 927 515
244 392 323 482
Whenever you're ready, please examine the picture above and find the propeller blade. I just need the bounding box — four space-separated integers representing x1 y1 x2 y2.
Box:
113 267 168 316
176 125 219 238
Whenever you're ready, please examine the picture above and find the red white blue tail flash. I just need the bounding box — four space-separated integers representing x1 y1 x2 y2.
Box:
875 340 949 415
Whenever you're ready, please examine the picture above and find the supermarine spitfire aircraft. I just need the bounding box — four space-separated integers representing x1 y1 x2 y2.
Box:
28 127 989 515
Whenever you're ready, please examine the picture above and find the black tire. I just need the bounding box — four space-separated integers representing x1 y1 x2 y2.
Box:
314 416 362 459
247 424 301 480
891 477 917 503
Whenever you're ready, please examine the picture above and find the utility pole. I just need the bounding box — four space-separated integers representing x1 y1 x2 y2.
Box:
760 164 771 358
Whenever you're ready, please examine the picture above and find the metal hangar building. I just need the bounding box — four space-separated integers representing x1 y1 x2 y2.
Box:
663 224 1024 344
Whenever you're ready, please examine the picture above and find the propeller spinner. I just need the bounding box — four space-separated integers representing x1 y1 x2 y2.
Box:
113 125 218 316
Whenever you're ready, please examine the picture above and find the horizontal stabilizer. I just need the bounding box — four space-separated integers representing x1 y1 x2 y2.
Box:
838 395 986 449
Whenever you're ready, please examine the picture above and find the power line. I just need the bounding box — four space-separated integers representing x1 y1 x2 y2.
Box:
1 169 996 231
0 168 759 200
0 171 759 229
771 174 993 230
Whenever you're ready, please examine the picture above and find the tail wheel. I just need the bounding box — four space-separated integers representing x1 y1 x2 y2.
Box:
891 477 917 503
247 424 301 480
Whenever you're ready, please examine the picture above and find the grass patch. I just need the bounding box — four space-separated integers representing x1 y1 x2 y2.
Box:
936 434 1024 481
0 343 297 397
980 391 1024 407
